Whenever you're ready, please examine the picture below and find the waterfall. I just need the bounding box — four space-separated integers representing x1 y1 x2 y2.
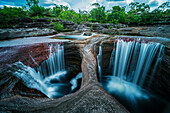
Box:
148 45 164 87
12 43 79 98
98 39 164 87
37 44 65 78
97 39 165 113
70 73 82 91
13 61 48 95
97 43 102 82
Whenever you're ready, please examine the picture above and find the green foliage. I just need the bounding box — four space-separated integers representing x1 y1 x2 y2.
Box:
52 5 62 17
26 0 52 17
78 10 89 23
26 0 39 7
108 26 112 29
89 5 106 23
51 21 68 32
106 6 127 24
90 24 93 30
59 10 81 24
29 5 46 17
0 6 27 28
127 2 151 24
0 1 169 28
158 2 170 11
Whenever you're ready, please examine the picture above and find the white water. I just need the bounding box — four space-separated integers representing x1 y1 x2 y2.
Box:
98 39 165 113
97 43 102 82
106 39 164 86
70 73 82 91
12 44 80 98
37 44 65 78
81 32 96 36
148 45 164 87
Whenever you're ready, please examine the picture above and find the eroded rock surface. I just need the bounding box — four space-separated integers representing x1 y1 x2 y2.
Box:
1 34 169 113
0 41 82 100
0 35 129 113
1 17 169 40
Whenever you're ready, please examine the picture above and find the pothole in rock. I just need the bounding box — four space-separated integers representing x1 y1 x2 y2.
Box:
96 36 170 113
2 42 82 99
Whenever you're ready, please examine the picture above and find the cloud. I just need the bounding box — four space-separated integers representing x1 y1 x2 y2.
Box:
66 0 96 11
106 0 125 1
0 0 168 11
126 0 134 4
149 0 159 7
40 0 71 8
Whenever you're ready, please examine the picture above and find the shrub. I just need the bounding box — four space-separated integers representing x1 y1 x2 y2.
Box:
90 24 93 30
51 21 68 32
29 5 46 17
108 26 112 29
0 6 27 28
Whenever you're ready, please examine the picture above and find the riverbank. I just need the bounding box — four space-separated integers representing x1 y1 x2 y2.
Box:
0 18 170 40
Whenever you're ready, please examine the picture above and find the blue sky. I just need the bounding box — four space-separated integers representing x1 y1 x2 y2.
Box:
0 0 169 11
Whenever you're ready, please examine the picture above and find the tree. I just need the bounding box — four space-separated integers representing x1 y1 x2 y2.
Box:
89 5 106 23
59 10 81 24
106 6 127 24
92 3 100 7
158 2 170 11
79 10 89 22
150 2 170 24
26 0 48 17
0 6 27 27
26 0 39 7
127 2 150 24
52 5 62 17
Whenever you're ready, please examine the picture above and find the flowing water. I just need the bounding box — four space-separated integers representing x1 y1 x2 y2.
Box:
98 39 166 113
56 32 95 40
12 44 82 98
97 43 102 83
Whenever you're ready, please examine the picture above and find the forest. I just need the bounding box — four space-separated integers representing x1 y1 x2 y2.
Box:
0 0 169 28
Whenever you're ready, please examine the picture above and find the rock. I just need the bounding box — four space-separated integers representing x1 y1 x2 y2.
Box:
14 17 34 23
82 32 93 36
61 20 74 25
94 36 170 101
72 24 91 32
84 23 104 30
0 28 57 40
148 45 170 101
101 29 117 35
101 23 116 28
139 25 170 38
0 35 129 113
14 22 52 28
0 41 82 99
0 34 128 113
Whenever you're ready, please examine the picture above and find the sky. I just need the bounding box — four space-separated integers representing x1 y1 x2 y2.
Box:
0 0 169 11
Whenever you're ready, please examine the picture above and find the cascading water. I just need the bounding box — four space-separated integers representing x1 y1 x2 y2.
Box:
107 39 164 86
37 44 65 78
13 43 82 98
97 43 102 82
98 39 166 113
